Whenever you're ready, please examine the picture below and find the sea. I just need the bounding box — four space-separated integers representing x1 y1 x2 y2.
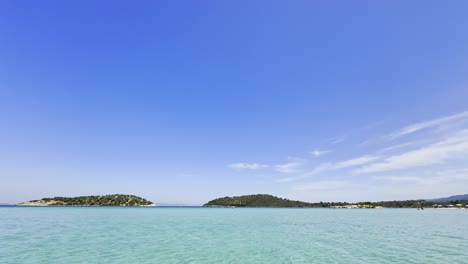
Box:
1 206 467 263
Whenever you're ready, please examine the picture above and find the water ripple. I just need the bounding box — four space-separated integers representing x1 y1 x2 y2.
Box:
1 208 467 263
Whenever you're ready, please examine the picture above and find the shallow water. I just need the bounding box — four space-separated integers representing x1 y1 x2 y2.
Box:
1 207 467 263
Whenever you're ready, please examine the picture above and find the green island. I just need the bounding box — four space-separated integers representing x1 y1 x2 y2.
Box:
17 194 156 207
204 194 468 208
204 194 314 207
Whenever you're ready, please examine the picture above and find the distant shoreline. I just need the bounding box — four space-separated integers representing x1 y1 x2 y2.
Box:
3 205 467 210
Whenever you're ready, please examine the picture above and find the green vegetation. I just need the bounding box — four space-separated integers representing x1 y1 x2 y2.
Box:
204 194 318 207
23 194 155 206
374 200 468 208
204 194 468 208
204 194 354 207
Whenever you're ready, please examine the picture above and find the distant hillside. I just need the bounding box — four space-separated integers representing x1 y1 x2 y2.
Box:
204 194 467 208
204 194 315 207
17 194 156 206
430 194 468 202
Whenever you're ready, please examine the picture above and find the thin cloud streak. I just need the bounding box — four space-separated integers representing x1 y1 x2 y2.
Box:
387 111 468 140
275 160 303 174
228 163 269 170
333 155 380 169
378 142 421 153
278 155 380 182
329 136 345 144
311 149 332 157
294 180 350 191
356 130 468 174
374 169 468 185
374 175 427 183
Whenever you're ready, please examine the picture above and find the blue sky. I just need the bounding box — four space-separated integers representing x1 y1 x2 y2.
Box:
1 1 468 204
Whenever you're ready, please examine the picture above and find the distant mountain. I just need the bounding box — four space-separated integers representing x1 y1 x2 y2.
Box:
430 194 468 202
0 203 12 205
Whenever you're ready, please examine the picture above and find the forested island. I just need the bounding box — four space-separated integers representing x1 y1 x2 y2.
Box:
204 194 316 207
17 194 156 207
204 194 468 208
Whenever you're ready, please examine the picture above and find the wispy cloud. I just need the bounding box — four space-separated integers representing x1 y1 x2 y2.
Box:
374 169 468 185
374 175 427 183
331 155 380 169
311 149 331 158
275 159 304 174
443 168 468 180
278 155 379 182
378 142 421 153
356 130 468 174
387 111 468 140
228 163 269 170
329 136 345 144
294 180 350 191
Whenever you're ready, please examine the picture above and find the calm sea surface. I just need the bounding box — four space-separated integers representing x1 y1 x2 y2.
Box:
1 207 467 263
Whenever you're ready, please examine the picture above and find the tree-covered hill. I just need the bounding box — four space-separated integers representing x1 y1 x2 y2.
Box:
430 194 468 202
204 194 316 207
204 194 468 208
17 194 155 206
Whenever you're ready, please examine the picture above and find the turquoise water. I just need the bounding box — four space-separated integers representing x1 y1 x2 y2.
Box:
1 207 467 263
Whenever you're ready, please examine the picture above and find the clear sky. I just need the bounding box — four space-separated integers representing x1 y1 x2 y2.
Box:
1 1 468 205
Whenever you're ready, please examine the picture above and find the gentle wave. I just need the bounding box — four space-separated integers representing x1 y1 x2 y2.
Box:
1 207 467 263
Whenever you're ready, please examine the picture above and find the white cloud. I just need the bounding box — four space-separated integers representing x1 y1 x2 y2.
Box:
378 142 420 153
374 175 427 183
284 170 468 203
278 155 379 182
374 169 468 186
329 136 345 144
387 111 468 140
277 176 302 183
294 180 350 191
331 155 380 170
356 130 468 174
442 168 468 180
275 161 303 174
311 149 331 157
285 179 468 203
228 163 269 170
